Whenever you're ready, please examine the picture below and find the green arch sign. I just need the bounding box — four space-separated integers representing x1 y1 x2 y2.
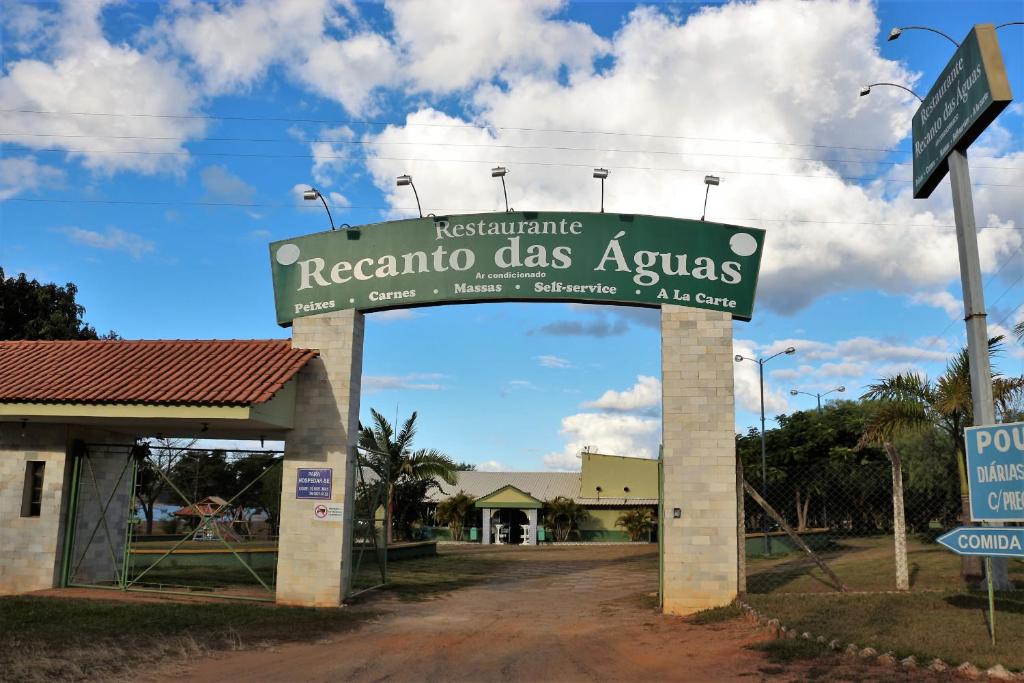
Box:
269 211 765 325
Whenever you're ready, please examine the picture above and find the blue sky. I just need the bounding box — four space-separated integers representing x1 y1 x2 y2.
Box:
2 0 1022 471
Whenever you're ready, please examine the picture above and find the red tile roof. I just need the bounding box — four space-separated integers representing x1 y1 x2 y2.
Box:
0 340 317 406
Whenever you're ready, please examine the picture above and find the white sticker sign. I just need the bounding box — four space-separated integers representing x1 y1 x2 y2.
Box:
313 504 344 521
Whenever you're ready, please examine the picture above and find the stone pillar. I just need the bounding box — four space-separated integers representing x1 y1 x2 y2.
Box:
277 309 364 607
526 509 538 545
660 305 738 615
481 508 491 544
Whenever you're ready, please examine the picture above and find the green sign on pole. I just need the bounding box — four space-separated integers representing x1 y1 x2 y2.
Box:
912 24 1013 199
269 211 765 326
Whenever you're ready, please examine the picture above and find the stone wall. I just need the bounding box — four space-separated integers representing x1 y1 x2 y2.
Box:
0 424 132 593
660 305 739 615
0 423 70 594
277 309 364 606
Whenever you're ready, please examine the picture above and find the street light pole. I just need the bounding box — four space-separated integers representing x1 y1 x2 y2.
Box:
790 386 845 413
736 346 796 556
758 359 768 555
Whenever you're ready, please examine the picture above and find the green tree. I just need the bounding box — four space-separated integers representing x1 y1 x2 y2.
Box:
615 507 655 542
0 267 117 340
543 496 590 542
862 337 1024 585
133 438 196 534
436 491 477 541
358 409 457 544
737 401 886 535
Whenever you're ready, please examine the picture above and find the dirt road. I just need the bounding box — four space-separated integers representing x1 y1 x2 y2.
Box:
151 546 774 682
152 545 900 683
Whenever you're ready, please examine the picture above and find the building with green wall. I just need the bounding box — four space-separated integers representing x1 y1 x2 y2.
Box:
425 452 658 543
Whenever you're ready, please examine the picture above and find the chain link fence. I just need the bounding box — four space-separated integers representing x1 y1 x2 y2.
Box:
739 423 1024 595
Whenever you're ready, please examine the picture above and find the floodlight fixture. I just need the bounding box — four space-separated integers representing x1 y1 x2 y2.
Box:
395 173 422 218
701 174 721 221
886 25 959 47
492 166 511 212
303 186 335 230
593 168 609 213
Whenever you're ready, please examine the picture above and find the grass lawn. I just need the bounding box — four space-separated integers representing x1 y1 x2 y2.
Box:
746 591 1024 671
0 548 506 682
745 534 1024 672
0 596 375 683
747 535 1024 593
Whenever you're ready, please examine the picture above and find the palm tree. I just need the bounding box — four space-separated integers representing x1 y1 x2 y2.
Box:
615 507 655 542
543 496 590 542
435 491 476 541
358 409 457 544
862 336 1023 586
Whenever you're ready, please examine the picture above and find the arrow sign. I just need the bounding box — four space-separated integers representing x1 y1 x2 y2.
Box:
936 527 1024 558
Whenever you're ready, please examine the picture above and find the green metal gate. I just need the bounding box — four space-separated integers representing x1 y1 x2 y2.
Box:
63 441 283 602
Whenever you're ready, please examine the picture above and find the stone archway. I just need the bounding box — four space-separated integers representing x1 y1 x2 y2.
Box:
269 210 757 613
275 304 739 614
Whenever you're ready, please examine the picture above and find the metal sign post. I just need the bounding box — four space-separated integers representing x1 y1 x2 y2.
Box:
936 526 1024 645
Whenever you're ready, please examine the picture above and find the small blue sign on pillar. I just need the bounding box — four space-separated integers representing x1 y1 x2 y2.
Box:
296 468 333 499
964 422 1024 522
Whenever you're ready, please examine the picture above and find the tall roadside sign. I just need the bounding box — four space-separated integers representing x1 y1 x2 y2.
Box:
908 24 1014 595
912 25 1013 199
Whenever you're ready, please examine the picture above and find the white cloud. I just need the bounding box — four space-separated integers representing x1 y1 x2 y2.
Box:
583 375 660 413
201 165 256 203
362 372 446 392
476 460 506 472
161 0 398 114
57 226 155 259
911 290 962 320
542 413 659 471
0 156 65 200
363 1 1023 315
535 354 573 368
733 339 791 414
158 0 337 94
386 0 608 92
293 32 401 115
309 126 355 186
368 309 419 322
1 2 59 55
0 1 206 174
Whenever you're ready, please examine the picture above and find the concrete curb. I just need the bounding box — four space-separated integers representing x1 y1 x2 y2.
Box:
736 600 1023 681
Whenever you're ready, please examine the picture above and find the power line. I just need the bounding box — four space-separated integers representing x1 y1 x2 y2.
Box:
987 269 1024 310
4 197 1024 232
7 146 1023 187
923 243 1024 351
0 107 922 153
4 131 1021 171
993 301 1024 330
